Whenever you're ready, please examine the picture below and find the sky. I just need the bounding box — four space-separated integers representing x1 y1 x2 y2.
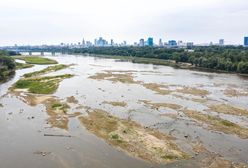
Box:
0 0 248 46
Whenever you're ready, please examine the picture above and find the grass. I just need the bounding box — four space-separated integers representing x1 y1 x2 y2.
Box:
208 104 248 116
15 62 34 69
89 71 140 84
139 100 182 110
79 109 188 164
14 74 74 94
142 83 171 95
16 56 58 64
51 102 70 113
176 87 209 96
224 88 248 97
183 109 248 139
24 64 69 78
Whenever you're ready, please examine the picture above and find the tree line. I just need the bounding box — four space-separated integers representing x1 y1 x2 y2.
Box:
71 46 248 74
0 50 18 82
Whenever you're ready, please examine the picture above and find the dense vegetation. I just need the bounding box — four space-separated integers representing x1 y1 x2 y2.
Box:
14 74 74 94
71 46 248 74
0 50 17 82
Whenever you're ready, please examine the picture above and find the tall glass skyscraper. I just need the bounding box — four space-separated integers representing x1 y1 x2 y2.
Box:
244 37 248 46
147 37 153 46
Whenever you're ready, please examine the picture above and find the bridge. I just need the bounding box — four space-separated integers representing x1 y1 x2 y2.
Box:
19 51 66 56
2 46 70 56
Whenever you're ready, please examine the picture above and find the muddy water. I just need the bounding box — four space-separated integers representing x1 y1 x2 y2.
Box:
0 54 248 168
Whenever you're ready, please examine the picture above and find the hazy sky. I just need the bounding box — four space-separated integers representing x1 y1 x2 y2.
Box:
0 0 248 46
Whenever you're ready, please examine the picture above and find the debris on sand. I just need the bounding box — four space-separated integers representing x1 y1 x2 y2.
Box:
79 109 189 164
66 96 79 104
34 151 52 156
44 134 72 138
103 101 127 107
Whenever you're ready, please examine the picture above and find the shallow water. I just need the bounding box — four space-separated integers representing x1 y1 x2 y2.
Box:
0 54 248 167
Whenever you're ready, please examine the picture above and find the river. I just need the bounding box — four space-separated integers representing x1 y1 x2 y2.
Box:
0 54 248 168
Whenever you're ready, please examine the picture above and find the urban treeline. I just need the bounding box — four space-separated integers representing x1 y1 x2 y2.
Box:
71 46 248 74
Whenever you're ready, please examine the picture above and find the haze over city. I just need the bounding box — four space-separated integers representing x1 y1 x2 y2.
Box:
1 0 248 46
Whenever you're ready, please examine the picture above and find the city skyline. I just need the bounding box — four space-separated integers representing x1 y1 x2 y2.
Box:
5 36 247 47
0 0 248 46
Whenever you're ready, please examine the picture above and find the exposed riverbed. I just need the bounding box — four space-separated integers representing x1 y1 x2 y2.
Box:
0 54 248 168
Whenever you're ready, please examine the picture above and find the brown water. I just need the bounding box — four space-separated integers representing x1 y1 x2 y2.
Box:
0 54 248 168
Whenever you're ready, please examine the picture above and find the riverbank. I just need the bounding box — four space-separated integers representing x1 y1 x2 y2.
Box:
70 53 248 77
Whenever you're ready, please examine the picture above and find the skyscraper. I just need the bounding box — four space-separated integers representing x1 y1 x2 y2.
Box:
147 37 153 46
186 42 194 48
244 37 248 46
139 39 145 47
82 39 85 47
110 39 114 46
159 39 163 47
219 39 224 46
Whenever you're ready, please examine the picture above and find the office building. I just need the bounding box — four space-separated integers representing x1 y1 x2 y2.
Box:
244 37 248 46
95 37 108 47
168 40 177 47
177 40 183 46
110 39 114 46
219 39 224 46
159 39 163 47
186 42 194 48
147 37 153 46
82 39 85 47
139 39 145 46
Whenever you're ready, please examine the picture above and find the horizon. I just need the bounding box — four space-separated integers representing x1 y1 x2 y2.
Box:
0 0 248 46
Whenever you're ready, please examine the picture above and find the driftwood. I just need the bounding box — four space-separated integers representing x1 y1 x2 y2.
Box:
44 134 72 137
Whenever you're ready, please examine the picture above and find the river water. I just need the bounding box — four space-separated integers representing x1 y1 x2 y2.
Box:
0 54 248 168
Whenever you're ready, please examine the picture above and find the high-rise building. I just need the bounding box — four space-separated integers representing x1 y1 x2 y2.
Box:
244 37 248 46
147 37 153 46
219 39 224 46
139 39 145 47
186 42 194 48
177 40 183 46
159 39 163 47
82 39 85 47
96 37 108 47
94 39 98 46
110 39 114 46
123 41 127 46
168 40 177 47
